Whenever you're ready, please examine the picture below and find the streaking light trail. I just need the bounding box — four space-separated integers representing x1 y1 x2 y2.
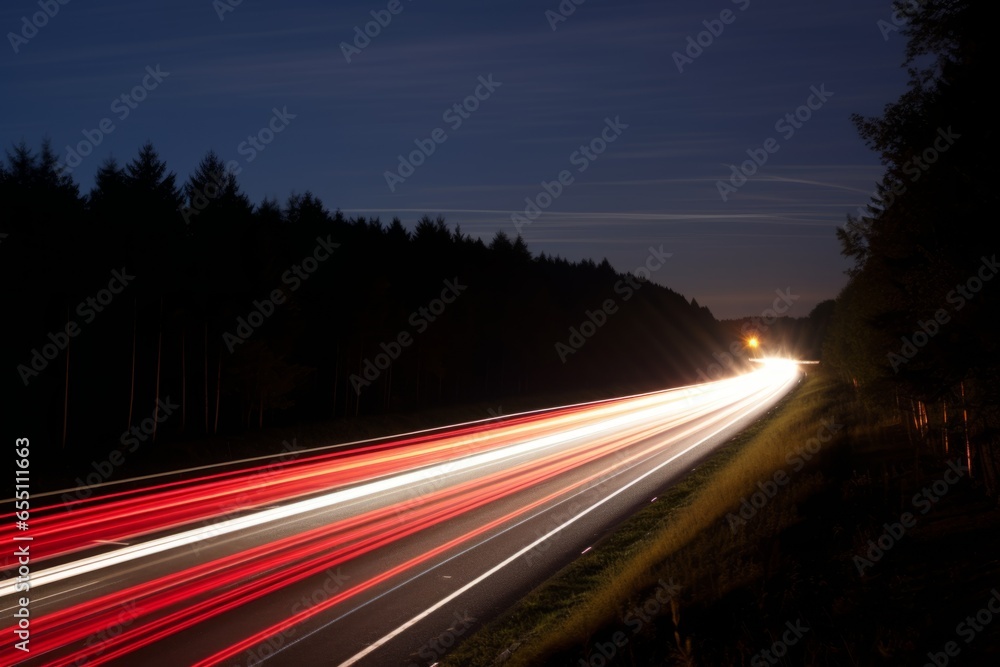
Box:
1 361 801 667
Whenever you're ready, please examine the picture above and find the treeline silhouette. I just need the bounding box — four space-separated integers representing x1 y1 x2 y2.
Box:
823 0 999 492
1 142 729 468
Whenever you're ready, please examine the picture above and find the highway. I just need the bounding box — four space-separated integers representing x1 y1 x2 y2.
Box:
1 359 801 666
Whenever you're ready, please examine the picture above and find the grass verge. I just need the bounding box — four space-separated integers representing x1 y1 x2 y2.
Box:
443 372 840 666
445 369 1000 665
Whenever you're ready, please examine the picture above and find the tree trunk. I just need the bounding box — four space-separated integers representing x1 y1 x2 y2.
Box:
385 364 392 411
213 354 222 435
902 395 914 447
128 298 137 430
332 341 339 418
152 298 164 444
62 305 71 450
354 351 362 417
942 402 949 454
961 381 972 477
181 319 187 433
204 321 209 434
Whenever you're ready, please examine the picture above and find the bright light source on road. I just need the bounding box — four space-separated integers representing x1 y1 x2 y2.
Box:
754 357 800 373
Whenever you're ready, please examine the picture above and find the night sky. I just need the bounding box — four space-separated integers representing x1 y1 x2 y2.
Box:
2 0 908 318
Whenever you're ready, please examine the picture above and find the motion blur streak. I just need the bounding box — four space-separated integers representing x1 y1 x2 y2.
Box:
0 361 800 667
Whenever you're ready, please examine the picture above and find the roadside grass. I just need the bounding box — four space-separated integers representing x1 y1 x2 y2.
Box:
446 370 1000 666
443 372 843 666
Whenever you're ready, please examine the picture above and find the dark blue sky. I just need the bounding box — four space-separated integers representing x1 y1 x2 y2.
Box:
2 0 908 318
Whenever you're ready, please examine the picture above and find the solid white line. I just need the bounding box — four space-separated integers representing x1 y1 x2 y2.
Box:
335 372 796 666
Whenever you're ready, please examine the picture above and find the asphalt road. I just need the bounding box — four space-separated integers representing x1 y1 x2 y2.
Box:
1 360 801 666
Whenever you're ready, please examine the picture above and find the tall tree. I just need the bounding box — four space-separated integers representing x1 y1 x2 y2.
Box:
830 0 998 486
121 143 184 291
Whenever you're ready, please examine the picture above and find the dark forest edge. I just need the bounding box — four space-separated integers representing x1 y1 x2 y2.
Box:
1 137 830 483
821 0 997 495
